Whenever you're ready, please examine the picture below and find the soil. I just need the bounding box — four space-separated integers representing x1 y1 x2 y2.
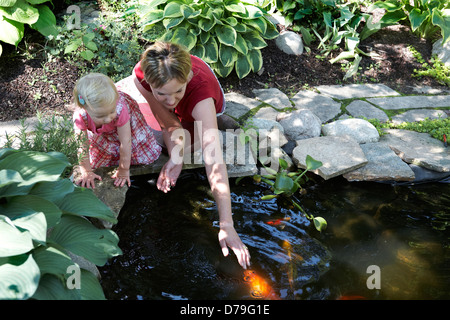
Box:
0 20 447 123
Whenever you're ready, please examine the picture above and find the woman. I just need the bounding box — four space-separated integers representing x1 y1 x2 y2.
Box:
133 41 250 269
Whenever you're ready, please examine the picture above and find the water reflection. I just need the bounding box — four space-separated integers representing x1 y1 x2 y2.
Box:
100 170 450 300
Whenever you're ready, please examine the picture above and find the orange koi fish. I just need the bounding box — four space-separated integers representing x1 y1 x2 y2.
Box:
266 217 291 226
243 270 281 300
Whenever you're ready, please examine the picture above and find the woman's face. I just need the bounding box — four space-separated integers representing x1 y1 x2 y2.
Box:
150 78 187 110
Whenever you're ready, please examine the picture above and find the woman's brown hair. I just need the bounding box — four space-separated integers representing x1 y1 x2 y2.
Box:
140 41 192 89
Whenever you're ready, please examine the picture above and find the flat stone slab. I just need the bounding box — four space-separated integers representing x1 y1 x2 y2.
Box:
380 129 450 172
343 143 415 182
291 90 341 123
346 100 390 122
367 95 450 110
224 92 261 120
391 109 447 124
316 84 400 100
321 118 380 144
292 136 368 180
252 88 292 109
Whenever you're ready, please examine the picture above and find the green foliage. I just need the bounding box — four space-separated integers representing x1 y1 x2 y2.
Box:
46 13 143 82
137 0 279 79
1 113 85 168
0 0 58 56
275 0 376 80
361 0 450 44
409 45 450 86
0 148 122 300
255 156 328 232
369 116 450 143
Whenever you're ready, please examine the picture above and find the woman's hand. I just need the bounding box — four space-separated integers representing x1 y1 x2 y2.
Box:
76 170 102 189
111 168 131 187
157 159 183 193
218 223 251 269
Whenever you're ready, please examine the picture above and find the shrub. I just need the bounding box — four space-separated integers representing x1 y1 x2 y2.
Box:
0 148 122 300
0 0 58 57
138 0 279 79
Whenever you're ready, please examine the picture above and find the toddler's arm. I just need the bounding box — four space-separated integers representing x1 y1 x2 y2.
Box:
76 129 102 188
113 121 132 187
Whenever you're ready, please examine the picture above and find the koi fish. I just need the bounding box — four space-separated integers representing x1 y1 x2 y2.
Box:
266 217 291 226
243 270 280 300
282 239 303 262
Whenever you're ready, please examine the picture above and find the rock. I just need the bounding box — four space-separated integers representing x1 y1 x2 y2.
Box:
391 109 447 124
292 136 368 180
275 31 304 55
346 100 389 122
291 90 341 123
316 84 400 100
367 95 450 110
432 38 450 67
252 88 292 110
277 109 322 141
343 143 415 182
224 92 262 120
380 129 450 172
321 118 380 144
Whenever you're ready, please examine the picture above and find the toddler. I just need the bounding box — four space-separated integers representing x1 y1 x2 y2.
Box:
73 73 161 188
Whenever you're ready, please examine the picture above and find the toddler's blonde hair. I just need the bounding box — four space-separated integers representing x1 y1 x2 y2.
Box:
140 41 192 89
73 73 118 110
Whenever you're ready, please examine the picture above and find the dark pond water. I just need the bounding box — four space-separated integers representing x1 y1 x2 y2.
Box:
100 170 450 300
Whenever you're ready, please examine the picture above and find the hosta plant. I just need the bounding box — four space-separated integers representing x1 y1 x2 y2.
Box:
0 0 58 56
138 0 279 79
361 0 450 44
0 148 122 300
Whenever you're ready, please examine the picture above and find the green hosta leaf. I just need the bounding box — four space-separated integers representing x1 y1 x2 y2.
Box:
0 0 18 7
203 36 218 63
313 216 327 232
140 9 164 26
0 215 34 257
31 273 80 300
409 8 429 32
0 15 24 46
0 150 69 194
245 31 267 50
224 3 246 14
432 9 450 45
242 5 264 19
0 254 40 300
30 4 57 37
219 43 238 67
235 53 251 79
262 20 279 40
55 187 117 223
211 61 233 78
247 48 262 72
171 26 196 51
245 16 267 34
48 215 122 266
198 17 215 32
163 16 184 29
0 169 24 196
32 245 73 277
5 194 61 229
215 24 237 46
163 1 183 18
224 16 238 26
23 0 50 4
199 30 210 44
234 33 248 55
191 43 205 60
0 0 39 24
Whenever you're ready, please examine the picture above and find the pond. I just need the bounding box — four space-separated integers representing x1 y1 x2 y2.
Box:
99 169 450 300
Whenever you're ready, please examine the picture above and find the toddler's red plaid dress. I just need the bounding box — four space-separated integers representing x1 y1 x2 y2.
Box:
73 91 161 169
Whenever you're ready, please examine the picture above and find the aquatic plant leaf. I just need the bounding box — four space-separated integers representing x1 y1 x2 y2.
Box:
305 155 323 171
313 217 327 232
261 194 277 200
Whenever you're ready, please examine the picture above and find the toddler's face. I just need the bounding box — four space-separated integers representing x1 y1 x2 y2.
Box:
87 103 117 126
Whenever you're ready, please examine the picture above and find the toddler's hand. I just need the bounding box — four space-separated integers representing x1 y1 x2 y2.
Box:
112 168 131 187
76 171 102 189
